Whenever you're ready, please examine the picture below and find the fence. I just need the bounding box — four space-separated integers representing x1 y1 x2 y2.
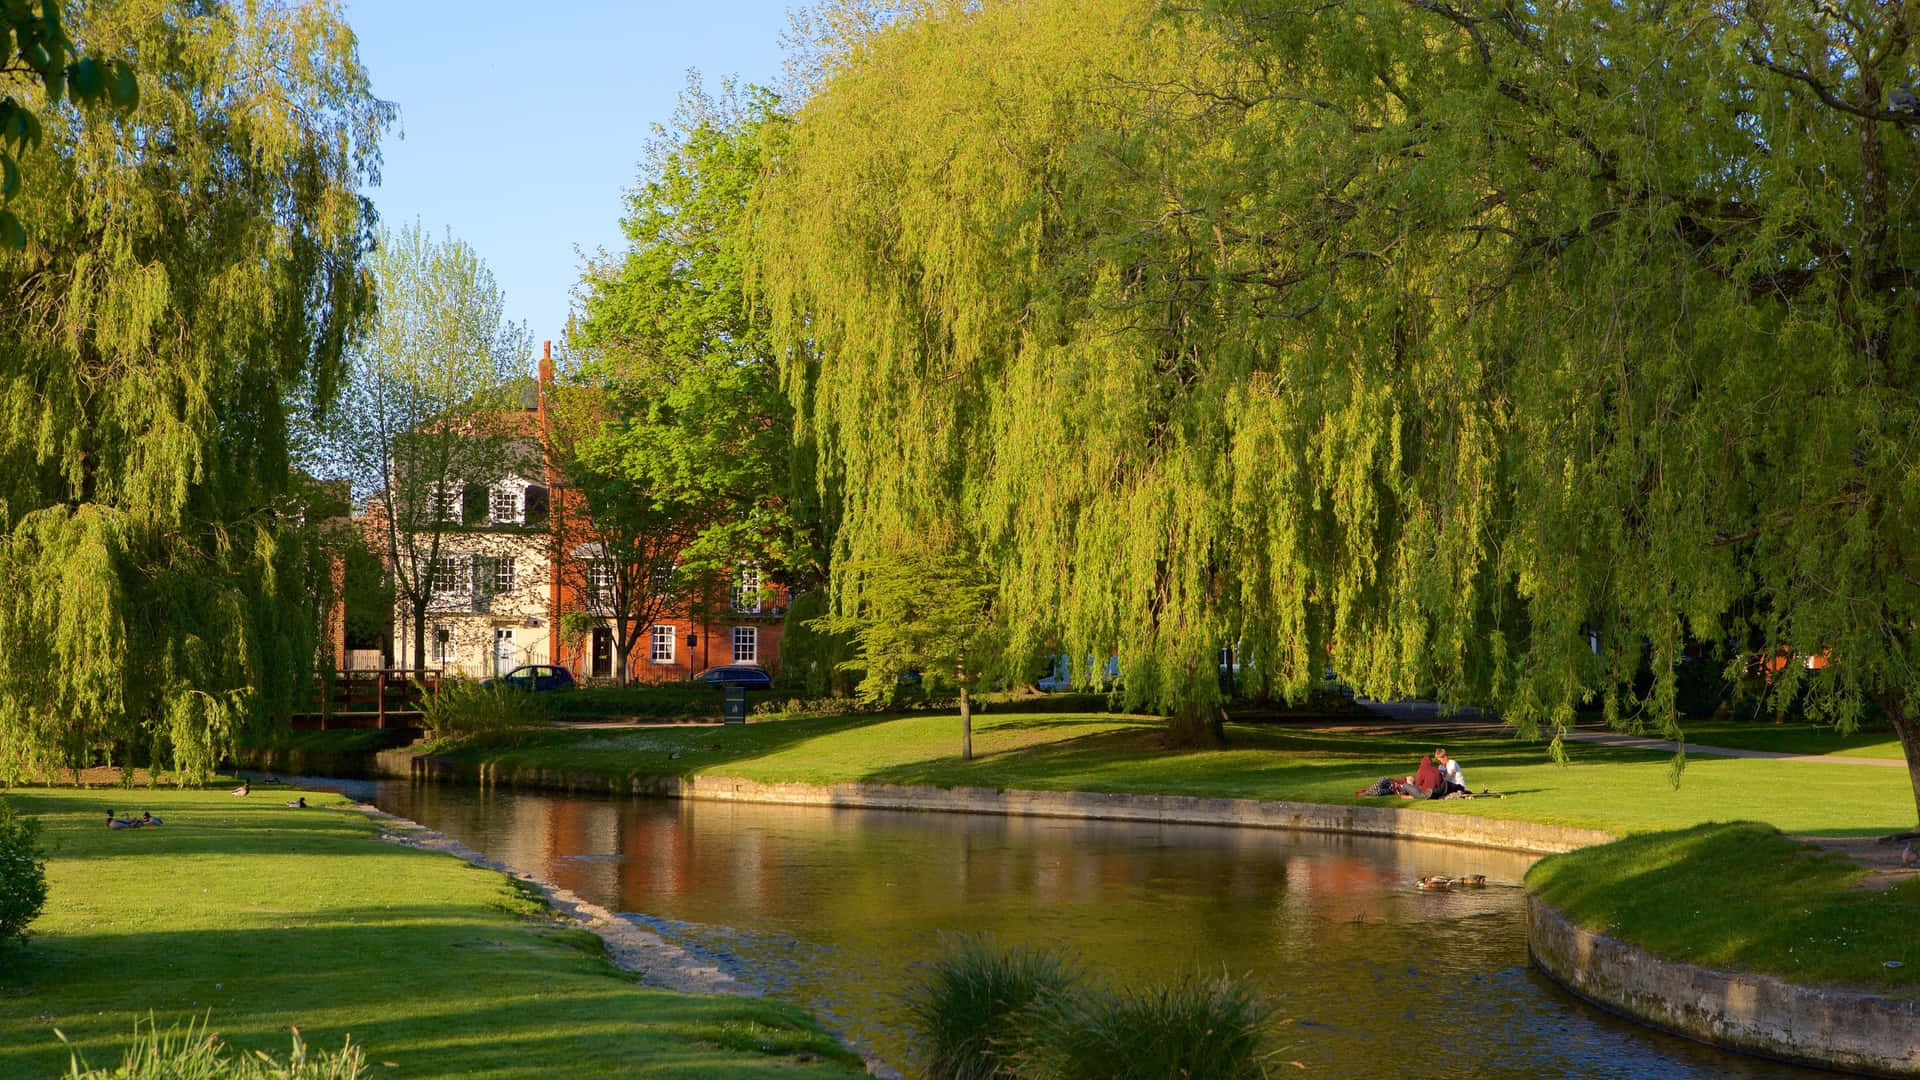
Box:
297 669 443 730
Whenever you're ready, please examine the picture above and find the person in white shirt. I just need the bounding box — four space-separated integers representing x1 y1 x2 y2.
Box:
1434 747 1468 797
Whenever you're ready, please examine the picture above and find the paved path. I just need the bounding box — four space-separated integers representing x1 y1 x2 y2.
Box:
1356 698 1909 768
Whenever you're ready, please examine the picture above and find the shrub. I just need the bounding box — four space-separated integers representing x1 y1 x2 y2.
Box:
416 678 549 745
907 935 1076 1080
63 1016 364 1078
1016 973 1276 1080
0 796 47 949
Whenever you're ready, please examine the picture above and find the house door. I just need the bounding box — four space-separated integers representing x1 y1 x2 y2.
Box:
493 628 515 677
590 627 613 679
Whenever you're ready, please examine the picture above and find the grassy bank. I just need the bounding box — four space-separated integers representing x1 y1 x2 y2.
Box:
1528 822 1920 994
427 711 1919 837
0 787 864 1080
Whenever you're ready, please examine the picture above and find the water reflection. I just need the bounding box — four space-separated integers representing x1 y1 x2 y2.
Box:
368 781 1821 1079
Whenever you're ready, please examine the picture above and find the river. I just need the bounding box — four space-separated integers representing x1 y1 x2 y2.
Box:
352 780 1823 1079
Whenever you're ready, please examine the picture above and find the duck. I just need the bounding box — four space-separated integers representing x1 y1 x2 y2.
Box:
1416 875 1453 890
1456 874 1487 887
286 796 306 809
231 780 250 797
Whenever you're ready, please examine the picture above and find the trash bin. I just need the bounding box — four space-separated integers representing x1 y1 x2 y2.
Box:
722 684 747 724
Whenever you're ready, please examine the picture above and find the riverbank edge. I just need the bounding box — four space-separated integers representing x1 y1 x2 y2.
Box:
1528 894 1920 1077
399 752 1615 854
347 798 902 1080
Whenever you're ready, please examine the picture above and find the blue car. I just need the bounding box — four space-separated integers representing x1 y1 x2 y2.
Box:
485 664 576 692
694 665 774 690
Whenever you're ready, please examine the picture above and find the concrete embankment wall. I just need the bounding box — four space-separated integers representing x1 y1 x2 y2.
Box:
1529 895 1920 1078
408 754 1612 855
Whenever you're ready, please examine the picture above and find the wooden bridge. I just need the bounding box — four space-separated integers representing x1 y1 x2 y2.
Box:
293 669 442 730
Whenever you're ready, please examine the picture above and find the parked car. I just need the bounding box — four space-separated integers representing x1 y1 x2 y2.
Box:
694 665 774 690
483 664 576 692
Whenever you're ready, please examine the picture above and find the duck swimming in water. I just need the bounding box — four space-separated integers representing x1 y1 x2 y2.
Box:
1416 875 1453 890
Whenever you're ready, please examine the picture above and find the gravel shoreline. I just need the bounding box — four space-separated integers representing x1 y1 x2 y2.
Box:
350 801 902 1079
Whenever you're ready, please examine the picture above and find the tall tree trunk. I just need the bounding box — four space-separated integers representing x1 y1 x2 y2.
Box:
1164 701 1225 749
411 595 428 672
959 682 972 761
1889 710 1920 830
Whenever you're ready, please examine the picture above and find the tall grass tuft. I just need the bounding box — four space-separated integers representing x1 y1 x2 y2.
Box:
63 1015 365 1079
416 678 548 745
907 934 1076 1080
1016 972 1277 1080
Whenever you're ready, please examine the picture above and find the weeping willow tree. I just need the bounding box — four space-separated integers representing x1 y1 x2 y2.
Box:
0 0 388 783
759 0 1920 826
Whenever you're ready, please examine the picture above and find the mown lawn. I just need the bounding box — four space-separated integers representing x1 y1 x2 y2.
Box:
1529 821 1920 995
433 711 1920 837
0 787 865 1080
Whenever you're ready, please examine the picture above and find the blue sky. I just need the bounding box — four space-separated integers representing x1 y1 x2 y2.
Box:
342 1 795 356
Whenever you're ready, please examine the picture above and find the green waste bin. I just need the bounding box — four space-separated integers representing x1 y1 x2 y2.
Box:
722 684 747 724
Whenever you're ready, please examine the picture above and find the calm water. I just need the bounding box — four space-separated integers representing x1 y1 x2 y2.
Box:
358 781 1827 1079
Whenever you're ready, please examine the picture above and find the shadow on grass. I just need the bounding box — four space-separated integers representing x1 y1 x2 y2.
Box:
0 909 862 1079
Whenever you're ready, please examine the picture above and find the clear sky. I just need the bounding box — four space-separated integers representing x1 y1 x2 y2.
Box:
341 1 796 357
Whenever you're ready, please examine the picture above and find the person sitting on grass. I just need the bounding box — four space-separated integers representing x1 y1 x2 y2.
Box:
1407 754 1443 799
1433 748 1469 798
1354 755 1442 798
106 810 139 829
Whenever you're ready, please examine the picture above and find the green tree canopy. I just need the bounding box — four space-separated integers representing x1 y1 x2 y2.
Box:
570 79 827 592
757 0 1920 822
0 0 388 783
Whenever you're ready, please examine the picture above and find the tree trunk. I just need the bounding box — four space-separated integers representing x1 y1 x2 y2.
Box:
411 595 429 673
1889 710 1920 829
1164 701 1226 749
959 684 973 762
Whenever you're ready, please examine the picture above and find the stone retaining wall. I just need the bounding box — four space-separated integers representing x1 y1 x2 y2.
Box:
409 754 1612 854
1529 895 1920 1077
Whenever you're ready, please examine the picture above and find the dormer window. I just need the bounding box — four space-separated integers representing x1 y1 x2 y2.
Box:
490 486 520 525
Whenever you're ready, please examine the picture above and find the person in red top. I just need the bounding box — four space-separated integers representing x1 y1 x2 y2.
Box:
1408 754 1442 799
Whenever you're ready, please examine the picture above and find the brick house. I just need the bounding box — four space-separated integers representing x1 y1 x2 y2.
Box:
358 343 785 683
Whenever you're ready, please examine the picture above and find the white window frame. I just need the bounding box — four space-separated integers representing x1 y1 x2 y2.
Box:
434 484 462 523
490 486 520 525
732 565 762 614
732 626 758 664
650 624 676 664
430 624 455 664
493 555 516 593
430 554 470 596
585 559 616 607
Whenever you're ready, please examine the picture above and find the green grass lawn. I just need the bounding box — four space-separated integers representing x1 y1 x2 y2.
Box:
1528 822 1920 994
431 711 1920 837
0 787 865 1080
1667 719 1905 759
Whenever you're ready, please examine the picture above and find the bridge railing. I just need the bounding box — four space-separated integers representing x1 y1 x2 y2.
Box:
299 668 443 730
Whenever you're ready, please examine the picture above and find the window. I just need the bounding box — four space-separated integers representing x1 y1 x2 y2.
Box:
493 555 516 593
732 626 758 663
490 486 519 524
430 555 469 595
434 485 461 522
731 565 762 613
431 625 454 664
650 624 675 664
585 559 615 606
